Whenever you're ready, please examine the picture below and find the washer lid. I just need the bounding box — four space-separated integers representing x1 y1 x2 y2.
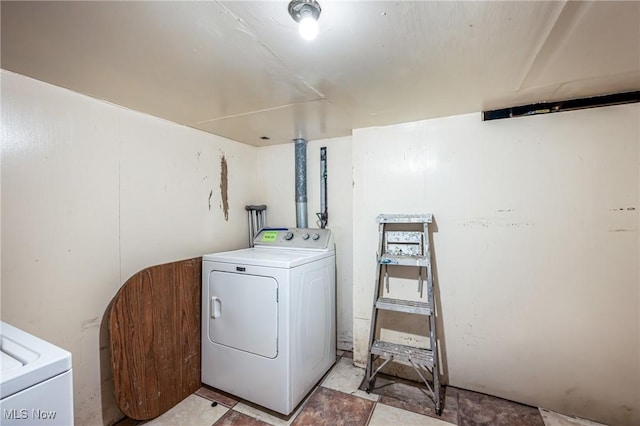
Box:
203 247 333 268
0 322 72 399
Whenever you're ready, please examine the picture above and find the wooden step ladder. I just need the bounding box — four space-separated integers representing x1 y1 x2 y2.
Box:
363 213 442 415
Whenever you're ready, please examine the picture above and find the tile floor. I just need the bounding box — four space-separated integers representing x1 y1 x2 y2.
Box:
120 351 608 426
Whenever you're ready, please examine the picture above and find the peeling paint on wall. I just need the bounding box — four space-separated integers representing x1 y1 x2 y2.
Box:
80 316 100 331
220 155 229 221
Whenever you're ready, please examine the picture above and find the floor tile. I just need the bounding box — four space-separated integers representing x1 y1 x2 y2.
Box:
232 399 303 426
195 385 241 408
372 374 458 424
369 403 456 426
144 394 228 426
539 408 608 426
321 357 378 401
291 387 375 426
214 410 271 426
457 389 544 426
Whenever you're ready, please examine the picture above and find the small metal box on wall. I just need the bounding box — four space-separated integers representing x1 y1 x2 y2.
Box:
384 231 423 256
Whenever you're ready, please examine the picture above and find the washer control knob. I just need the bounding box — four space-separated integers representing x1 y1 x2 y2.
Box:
312 233 320 240
284 232 294 240
302 233 310 240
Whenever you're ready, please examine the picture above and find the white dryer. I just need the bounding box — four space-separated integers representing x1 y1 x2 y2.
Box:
201 228 335 415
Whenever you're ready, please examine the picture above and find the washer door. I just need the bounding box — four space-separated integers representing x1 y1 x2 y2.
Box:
207 271 278 358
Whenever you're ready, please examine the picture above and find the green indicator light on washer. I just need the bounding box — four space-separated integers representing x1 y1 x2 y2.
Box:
262 231 278 242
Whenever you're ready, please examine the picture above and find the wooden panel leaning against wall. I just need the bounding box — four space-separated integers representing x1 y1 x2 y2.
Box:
108 257 202 420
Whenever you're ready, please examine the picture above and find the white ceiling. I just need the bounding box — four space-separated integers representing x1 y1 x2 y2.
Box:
2 1 639 146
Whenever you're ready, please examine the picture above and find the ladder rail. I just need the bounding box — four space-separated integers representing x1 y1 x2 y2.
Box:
425 220 440 412
424 221 436 353
365 221 385 387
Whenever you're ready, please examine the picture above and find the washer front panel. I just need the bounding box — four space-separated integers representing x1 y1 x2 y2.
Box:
207 271 278 359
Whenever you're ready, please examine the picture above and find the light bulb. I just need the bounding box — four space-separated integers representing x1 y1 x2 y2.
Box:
298 14 318 40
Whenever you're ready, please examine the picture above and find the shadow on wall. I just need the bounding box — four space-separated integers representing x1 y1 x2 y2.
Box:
100 302 125 426
101 258 202 423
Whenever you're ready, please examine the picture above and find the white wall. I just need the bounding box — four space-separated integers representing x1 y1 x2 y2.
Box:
352 105 639 426
0 71 258 425
256 137 353 350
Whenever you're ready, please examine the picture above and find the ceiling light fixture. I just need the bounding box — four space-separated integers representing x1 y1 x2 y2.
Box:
288 0 321 41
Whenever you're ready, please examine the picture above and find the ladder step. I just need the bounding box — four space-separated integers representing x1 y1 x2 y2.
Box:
370 340 434 367
377 213 433 224
379 255 428 267
376 297 432 315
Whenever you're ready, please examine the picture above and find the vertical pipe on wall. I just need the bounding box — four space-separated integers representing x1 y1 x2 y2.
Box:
317 146 328 228
294 138 308 228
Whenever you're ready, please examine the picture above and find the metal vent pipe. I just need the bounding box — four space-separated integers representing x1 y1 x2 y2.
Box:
294 138 308 228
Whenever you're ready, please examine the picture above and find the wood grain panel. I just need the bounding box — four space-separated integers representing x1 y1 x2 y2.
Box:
109 257 202 420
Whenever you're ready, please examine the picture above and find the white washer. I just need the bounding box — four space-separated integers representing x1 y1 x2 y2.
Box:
201 227 335 415
0 322 74 425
